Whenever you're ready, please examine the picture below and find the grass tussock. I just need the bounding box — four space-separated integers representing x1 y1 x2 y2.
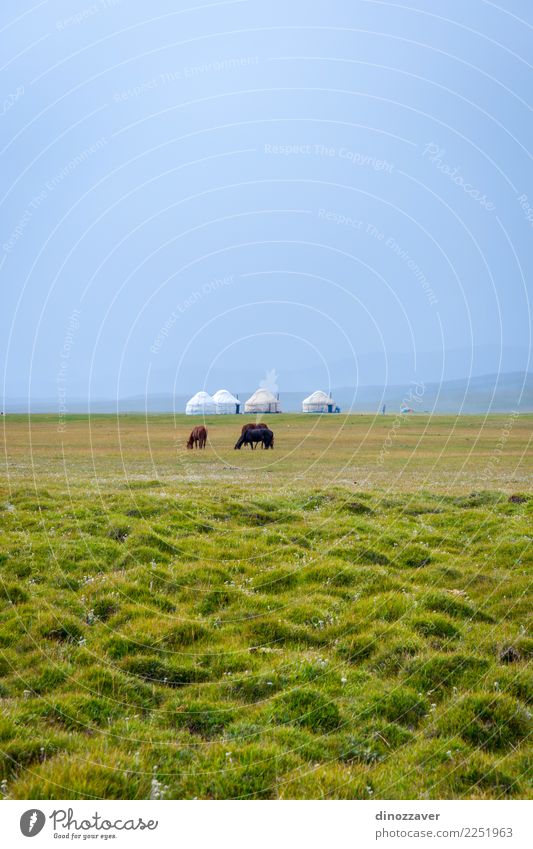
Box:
0 413 531 798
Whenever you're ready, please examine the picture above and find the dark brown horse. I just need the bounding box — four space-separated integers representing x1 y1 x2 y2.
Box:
187 425 207 449
239 422 268 449
235 427 274 450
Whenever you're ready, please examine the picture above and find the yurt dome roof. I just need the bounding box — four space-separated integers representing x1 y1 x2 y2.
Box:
187 390 215 404
246 388 278 404
302 390 334 405
212 389 240 404
244 387 281 412
185 390 216 414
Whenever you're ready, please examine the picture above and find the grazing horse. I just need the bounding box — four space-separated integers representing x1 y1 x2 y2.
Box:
240 422 268 448
234 427 274 450
241 422 267 435
187 425 207 449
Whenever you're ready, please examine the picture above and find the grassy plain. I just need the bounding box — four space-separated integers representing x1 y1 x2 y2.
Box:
0 413 531 799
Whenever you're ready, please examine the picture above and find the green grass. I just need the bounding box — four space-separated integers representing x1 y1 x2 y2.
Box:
0 413 531 798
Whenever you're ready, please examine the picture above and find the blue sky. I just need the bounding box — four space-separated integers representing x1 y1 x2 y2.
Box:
1 0 532 402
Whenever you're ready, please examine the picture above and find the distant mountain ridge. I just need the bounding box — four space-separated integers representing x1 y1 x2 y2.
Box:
332 371 532 414
4 344 530 400
4 372 532 414
145 344 531 396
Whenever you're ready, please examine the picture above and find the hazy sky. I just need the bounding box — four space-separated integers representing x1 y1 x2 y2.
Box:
1 0 532 401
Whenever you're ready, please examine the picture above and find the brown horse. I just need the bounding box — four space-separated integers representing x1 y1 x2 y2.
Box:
241 422 267 435
235 427 274 450
187 425 207 449
240 422 267 448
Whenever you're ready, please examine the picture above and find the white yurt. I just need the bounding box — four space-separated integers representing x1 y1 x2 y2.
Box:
302 390 336 413
185 390 216 415
244 388 281 414
213 389 241 415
